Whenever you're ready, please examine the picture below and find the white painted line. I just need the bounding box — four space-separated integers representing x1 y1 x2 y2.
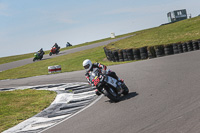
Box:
39 95 102 133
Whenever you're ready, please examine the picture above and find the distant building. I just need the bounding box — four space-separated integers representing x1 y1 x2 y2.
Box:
167 9 187 23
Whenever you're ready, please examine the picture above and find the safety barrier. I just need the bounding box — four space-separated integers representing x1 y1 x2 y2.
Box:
104 39 200 62
48 65 61 73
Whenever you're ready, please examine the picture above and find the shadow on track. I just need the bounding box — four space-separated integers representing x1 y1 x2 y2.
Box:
105 92 139 103
120 92 138 102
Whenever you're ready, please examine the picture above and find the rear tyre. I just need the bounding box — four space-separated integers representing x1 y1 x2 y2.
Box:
104 88 120 102
56 50 60 55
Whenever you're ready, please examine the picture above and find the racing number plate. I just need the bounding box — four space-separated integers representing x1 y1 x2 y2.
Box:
107 76 117 88
92 76 100 86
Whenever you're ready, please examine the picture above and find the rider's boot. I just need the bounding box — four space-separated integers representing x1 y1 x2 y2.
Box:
95 89 101 96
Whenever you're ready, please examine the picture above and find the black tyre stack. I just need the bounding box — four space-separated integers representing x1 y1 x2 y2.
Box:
140 47 148 59
154 45 165 57
112 50 119 62
132 48 141 60
126 48 134 60
172 43 179 54
182 42 188 52
103 47 108 60
118 50 124 62
147 46 156 59
103 38 200 62
108 49 115 61
177 42 183 53
123 49 129 61
198 39 200 48
192 40 199 50
164 44 174 55
186 40 193 52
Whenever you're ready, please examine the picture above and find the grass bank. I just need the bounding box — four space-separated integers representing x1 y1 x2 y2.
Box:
106 16 200 49
0 89 56 132
0 46 131 80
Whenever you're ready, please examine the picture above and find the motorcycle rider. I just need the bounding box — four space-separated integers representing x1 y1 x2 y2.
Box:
82 59 124 96
38 48 44 57
53 43 59 52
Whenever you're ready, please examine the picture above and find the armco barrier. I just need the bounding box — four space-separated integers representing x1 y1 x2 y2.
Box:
103 39 200 62
48 65 61 73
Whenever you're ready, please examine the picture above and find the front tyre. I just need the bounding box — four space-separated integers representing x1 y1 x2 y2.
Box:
104 88 120 102
33 58 36 62
122 84 129 95
49 52 52 56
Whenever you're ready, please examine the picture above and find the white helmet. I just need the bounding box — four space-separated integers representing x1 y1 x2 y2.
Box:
83 59 92 71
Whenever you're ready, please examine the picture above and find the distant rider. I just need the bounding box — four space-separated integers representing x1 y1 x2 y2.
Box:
53 43 59 52
38 48 44 57
82 59 124 95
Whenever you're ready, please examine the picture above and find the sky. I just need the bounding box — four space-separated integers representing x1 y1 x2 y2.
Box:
0 0 200 57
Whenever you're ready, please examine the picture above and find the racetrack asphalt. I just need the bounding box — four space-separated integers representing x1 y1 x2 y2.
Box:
42 50 200 133
1 41 200 133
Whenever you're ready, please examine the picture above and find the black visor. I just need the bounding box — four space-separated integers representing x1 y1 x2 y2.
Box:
84 64 90 69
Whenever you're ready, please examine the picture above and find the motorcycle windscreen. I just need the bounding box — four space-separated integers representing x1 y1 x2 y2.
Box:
89 68 99 81
106 76 117 88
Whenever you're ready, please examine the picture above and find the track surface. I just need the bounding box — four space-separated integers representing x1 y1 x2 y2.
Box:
1 44 200 132
0 36 131 72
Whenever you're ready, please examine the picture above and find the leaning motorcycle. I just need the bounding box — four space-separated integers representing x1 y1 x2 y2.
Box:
33 51 44 62
90 70 129 102
49 46 60 56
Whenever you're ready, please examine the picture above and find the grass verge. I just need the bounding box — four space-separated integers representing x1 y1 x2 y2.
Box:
0 89 56 132
0 45 132 80
106 16 200 49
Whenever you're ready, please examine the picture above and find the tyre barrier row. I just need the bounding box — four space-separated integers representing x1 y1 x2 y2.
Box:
104 39 200 62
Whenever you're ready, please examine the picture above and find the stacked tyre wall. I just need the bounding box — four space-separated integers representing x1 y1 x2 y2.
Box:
104 39 200 62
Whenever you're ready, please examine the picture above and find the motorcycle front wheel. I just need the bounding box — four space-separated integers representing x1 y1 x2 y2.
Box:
104 88 120 102
122 84 129 95
49 52 52 56
33 58 36 62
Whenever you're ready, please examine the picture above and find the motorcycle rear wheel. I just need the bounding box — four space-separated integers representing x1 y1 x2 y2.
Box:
104 88 120 102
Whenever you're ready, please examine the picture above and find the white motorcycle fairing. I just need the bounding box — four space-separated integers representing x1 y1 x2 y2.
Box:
106 76 118 88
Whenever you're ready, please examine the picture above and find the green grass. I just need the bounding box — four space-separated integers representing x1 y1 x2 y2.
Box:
0 89 56 132
106 16 200 50
0 46 132 80
0 53 35 65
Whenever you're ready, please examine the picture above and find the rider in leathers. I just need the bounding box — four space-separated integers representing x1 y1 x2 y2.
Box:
82 59 124 96
38 48 44 57
53 43 59 53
